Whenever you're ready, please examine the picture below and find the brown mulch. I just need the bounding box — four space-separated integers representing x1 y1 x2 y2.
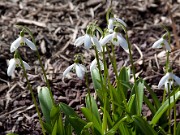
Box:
0 0 180 134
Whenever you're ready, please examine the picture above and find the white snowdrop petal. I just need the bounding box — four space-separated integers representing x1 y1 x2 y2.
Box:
99 60 104 70
74 36 85 47
90 59 97 72
115 18 127 27
24 38 36 50
78 64 86 72
75 64 84 79
152 38 163 48
108 18 114 32
100 34 113 46
158 73 170 89
10 37 21 52
7 59 16 76
63 64 75 77
22 60 31 70
84 34 92 49
163 39 171 52
92 36 102 52
172 74 180 85
117 34 129 53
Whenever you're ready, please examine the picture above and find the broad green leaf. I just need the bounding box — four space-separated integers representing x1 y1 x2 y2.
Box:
59 102 78 117
106 117 127 135
144 82 161 110
68 116 88 135
38 86 54 123
81 107 102 134
130 79 144 115
57 112 65 135
132 115 157 135
51 121 57 135
151 91 180 126
85 95 101 124
143 95 156 115
64 117 72 135
118 67 130 97
50 106 60 125
127 94 135 112
91 68 102 90
136 79 144 115
176 122 180 135
43 122 52 134
119 123 131 135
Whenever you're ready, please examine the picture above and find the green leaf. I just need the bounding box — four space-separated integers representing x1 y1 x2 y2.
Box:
127 94 135 112
59 102 78 117
143 95 156 115
151 91 180 126
176 122 180 135
68 116 88 135
136 79 144 115
132 115 157 135
144 82 161 110
43 122 52 134
51 121 57 135
91 68 102 90
50 105 60 125
106 117 127 135
81 107 102 134
85 95 101 124
131 79 144 115
38 86 54 123
118 67 130 97
56 112 65 135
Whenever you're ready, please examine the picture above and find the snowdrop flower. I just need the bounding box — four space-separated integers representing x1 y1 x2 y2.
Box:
108 17 127 32
7 58 31 76
152 37 171 51
100 32 129 53
10 35 36 53
90 59 104 72
74 34 102 52
158 72 180 91
63 63 86 79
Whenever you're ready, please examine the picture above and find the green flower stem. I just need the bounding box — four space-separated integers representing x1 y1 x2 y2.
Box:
123 27 136 82
173 88 176 135
102 47 115 115
106 44 118 78
106 45 126 104
85 72 95 135
123 27 140 115
85 72 92 112
94 46 104 91
167 84 171 134
17 51 46 135
102 92 108 134
94 46 107 133
16 25 55 105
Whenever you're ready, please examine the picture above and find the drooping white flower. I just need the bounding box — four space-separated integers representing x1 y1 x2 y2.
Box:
10 36 36 52
108 17 127 32
100 32 129 53
90 59 104 72
152 37 171 51
63 63 86 79
7 58 31 76
158 72 180 91
74 34 102 52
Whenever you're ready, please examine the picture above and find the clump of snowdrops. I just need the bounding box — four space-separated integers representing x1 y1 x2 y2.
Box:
7 10 180 135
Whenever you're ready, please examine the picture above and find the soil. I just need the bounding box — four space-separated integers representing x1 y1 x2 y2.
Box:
0 0 180 135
